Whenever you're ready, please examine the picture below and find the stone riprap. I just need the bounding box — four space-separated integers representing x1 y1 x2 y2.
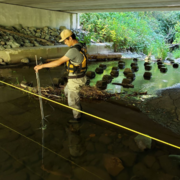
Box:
137 85 180 134
0 25 87 50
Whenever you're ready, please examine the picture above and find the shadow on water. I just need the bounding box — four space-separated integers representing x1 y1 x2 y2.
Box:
0 60 180 179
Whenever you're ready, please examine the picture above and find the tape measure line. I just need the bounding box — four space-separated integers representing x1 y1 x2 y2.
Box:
0 122 103 180
0 80 180 150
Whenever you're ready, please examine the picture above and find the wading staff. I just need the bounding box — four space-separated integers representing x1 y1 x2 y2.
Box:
35 55 45 165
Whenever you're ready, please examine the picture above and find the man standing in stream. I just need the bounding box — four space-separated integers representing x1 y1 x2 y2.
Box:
34 29 87 123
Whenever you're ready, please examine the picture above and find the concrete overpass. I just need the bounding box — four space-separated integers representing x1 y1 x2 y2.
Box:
0 0 180 12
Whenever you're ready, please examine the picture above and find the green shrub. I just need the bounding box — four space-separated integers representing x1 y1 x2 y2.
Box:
80 12 169 58
173 22 180 44
172 49 180 58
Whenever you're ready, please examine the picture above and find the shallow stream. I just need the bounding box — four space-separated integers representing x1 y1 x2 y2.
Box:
0 59 180 180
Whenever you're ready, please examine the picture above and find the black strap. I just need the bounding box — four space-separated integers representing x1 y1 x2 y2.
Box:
71 44 82 51
68 60 71 72
68 73 85 79
67 67 86 70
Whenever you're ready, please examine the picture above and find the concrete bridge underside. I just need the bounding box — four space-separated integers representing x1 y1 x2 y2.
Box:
0 0 180 13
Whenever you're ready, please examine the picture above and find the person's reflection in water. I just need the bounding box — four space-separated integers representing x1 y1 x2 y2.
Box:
65 122 85 158
41 122 85 179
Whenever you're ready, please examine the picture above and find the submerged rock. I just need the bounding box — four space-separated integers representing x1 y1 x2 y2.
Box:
103 154 124 176
115 151 137 167
116 169 129 180
143 155 156 168
134 135 152 151
99 134 112 144
73 166 112 180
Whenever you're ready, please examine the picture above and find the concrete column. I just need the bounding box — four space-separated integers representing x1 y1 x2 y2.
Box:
76 13 80 29
70 14 73 29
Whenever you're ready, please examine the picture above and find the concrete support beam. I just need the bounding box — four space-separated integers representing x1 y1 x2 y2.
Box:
1 0 180 12
0 3 77 29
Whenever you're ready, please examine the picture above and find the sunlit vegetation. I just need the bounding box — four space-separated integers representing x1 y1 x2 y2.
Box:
80 12 180 59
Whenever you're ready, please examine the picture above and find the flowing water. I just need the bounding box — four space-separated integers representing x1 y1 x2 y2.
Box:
0 59 180 180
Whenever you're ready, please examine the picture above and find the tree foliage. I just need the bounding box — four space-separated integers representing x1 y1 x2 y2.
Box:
80 11 180 59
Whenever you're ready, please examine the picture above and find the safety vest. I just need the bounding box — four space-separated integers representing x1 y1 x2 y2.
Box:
65 44 87 74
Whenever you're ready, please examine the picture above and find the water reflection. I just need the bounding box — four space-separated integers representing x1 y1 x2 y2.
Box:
66 122 85 157
88 60 180 95
0 86 179 179
1 60 180 179
0 59 180 97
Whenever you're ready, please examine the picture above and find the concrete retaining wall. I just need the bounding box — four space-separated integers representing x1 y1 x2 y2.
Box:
0 43 114 64
0 3 77 29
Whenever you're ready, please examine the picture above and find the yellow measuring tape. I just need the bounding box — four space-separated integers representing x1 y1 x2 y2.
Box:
0 80 180 150
0 122 103 180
